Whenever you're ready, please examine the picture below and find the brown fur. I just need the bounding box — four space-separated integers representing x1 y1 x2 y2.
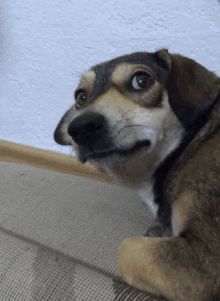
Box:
54 49 220 300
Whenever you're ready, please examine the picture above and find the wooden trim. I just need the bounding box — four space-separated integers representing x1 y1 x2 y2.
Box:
0 140 112 183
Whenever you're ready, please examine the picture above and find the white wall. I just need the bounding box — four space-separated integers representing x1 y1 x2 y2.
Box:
1 0 220 155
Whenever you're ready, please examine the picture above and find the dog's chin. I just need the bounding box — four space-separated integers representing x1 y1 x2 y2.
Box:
77 140 151 167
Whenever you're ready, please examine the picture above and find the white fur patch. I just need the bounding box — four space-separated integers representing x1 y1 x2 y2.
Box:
137 184 158 216
83 70 96 80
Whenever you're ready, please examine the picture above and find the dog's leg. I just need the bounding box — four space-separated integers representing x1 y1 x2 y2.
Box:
117 235 215 301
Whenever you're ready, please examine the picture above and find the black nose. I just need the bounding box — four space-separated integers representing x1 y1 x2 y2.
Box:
68 112 106 147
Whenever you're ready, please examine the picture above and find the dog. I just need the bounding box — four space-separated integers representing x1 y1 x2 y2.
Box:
54 49 220 300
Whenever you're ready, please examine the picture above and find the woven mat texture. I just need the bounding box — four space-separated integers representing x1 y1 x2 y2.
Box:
0 160 167 301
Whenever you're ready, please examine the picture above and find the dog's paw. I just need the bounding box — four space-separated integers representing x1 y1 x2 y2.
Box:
117 236 163 296
117 237 149 290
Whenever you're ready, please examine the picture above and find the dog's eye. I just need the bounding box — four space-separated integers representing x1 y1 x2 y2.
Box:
131 72 153 90
74 89 86 108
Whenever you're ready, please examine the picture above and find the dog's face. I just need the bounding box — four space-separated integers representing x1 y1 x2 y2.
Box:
54 49 219 188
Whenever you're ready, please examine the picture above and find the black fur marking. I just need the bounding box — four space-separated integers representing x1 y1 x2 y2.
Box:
90 51 169 102
153 92 220 231
179 228 200 243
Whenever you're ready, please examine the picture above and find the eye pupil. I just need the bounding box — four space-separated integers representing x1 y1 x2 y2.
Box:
80 93 86 100
131 72 152 90
75 89 86 108
137 75 148 88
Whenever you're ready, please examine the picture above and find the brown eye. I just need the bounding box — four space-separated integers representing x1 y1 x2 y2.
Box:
131 72 153 90
75 89 86 108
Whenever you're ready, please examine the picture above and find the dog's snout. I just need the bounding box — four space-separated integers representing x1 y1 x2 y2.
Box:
68 112 106 146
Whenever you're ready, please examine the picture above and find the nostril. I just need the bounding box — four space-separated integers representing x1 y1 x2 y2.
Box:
85 121 103 133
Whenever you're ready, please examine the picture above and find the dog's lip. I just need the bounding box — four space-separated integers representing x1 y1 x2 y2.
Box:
85 139 151 160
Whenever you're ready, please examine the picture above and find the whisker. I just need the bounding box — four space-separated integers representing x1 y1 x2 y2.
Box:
72 68 84 79
124 117 136 121
119 124 145 133
121 110 133 119
70 148 75 157
118 124 181 140
122 161 130 178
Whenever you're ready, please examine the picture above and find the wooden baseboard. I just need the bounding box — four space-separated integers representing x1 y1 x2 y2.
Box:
0 140 112 183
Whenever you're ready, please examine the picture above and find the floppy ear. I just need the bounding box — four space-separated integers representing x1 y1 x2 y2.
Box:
155 49 220 128
54 105 75 145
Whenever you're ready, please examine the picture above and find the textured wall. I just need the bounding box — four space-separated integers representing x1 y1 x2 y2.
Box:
0 0 220 155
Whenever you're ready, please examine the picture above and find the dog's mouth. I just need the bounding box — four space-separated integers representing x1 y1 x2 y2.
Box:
80 139 151 163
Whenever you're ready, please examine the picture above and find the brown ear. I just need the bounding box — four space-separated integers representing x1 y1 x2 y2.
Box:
156 50 220 128
54 105 75 145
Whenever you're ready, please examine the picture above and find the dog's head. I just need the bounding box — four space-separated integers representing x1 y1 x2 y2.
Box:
54 49 220 188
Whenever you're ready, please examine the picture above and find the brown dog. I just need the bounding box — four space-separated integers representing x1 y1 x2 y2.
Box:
54 49 220 300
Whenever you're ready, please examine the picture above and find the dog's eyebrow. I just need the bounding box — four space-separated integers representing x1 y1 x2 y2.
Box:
82 70 96 82
79 70 96 90
89 52 168 101
111 63 157 86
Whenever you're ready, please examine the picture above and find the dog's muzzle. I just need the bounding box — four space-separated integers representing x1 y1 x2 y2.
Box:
68 112 151 163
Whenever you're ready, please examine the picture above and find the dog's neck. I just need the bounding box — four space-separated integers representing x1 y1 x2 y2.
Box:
105 163 158 216
106 166 158 216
